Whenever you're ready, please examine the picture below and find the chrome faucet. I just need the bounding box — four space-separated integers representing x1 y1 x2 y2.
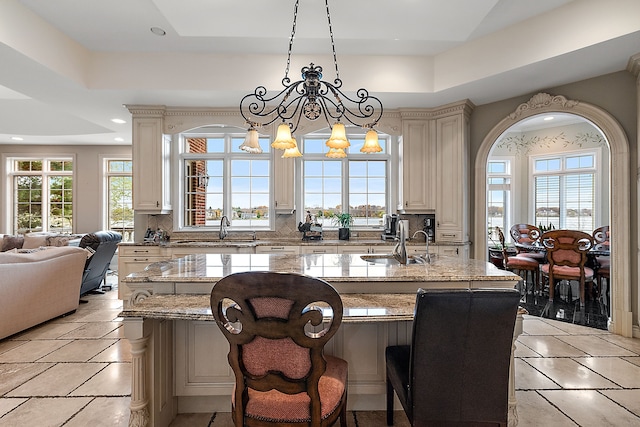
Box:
411 230 431 263
392 219 409 264
219 215 230 240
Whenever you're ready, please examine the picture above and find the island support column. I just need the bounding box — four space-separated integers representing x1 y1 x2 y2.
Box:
124 317 177 427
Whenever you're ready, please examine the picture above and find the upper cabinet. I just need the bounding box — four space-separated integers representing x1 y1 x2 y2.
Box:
435 111 470 243
401 119 437 212
130 108 172 214
273 152 296 213
399 101 474 243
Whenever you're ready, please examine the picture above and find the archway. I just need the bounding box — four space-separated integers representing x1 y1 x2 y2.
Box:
474 93 633 336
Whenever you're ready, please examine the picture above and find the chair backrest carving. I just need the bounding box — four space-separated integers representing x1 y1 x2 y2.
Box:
592 225 610 252
210 271 343 426
509 223 541 245
541 229 594 270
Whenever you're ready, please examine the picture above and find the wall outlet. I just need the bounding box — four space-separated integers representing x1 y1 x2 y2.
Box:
351 232 358 237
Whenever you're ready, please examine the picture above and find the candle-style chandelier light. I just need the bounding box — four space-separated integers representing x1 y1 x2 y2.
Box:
238 0 384 157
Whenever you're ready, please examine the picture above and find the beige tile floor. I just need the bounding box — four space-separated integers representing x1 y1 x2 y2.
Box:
1 276 640 426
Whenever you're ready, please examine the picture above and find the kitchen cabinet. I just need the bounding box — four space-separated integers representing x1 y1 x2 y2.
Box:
435 111 470 243
170 246 253 258
131 112 172 214
300 245 337 254
400 119 437 212
336 245 372 254
273 153 296 213
118 245 166 301
255 245 300 255
399 101 473 243
438 245 468 259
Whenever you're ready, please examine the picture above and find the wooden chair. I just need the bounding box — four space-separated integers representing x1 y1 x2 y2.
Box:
540 230 595 307
498 227 540 294
210 271 348 427
509 223 546 262
386 288 521 426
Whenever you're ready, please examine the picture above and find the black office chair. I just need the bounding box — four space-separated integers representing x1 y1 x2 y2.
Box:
79 231 122 296
386 288 520 427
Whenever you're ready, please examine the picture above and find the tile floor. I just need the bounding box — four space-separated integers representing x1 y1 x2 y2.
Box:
1 276 640 426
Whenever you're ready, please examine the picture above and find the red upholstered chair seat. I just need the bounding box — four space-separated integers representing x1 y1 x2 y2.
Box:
506 256 538 270
240 355 348 422
516 251 546 262
540 264 594 280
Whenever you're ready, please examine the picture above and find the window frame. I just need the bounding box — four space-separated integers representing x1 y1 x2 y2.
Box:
102 156 133 242
174 131 273 232
298 131 392 230
486 156 514 241
6 155 75 234
529 148 601 232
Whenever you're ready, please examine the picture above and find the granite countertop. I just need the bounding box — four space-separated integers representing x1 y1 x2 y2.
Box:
124 252 518 284
120 293 417 323
118 238 468 248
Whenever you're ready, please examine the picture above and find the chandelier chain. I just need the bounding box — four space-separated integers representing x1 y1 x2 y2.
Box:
324 0 340 82
283 0 300 83
284 0 340 83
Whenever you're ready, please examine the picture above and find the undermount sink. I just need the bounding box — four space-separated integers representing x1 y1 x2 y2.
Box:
360 254 427 265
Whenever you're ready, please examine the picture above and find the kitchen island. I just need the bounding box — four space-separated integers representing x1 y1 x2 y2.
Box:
120 253 522 427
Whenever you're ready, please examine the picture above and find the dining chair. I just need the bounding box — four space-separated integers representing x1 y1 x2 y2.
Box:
210 271 348 427
540 230 595 307
509 223 546 262
498 227 540 294
386 288 521 426
592 225 610 300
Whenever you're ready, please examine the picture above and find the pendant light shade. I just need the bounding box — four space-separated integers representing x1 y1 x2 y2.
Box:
271 123 295 150
360 128 382 153
325 122 350 149
239 127 263 153
282 137 302 158
326 147 347 158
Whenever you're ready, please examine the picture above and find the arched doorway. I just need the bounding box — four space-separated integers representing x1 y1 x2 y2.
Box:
474 93 632 337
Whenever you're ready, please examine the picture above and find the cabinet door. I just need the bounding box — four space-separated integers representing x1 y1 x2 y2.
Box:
336 245 370 254
132 119 171 213
118 251 167 301
370 245 395 254
401 120 437 212
255 245 300 255
435 114 468 242
300 246 337 254
273 154 296 213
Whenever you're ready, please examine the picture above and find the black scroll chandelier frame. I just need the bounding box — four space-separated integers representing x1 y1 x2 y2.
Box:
239 0 384 136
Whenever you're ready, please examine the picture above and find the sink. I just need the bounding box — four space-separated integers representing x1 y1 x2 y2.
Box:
360 254 426 265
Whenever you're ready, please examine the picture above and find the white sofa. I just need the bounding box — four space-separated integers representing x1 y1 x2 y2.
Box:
0 246 87 340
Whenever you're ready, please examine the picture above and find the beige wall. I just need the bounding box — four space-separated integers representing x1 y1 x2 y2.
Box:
0 144 132 234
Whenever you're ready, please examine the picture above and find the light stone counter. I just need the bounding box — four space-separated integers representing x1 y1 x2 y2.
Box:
120 253 522 427
120 293 417 323
126 252 512 283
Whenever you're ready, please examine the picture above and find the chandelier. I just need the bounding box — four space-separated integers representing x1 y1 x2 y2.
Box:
239 0 384 157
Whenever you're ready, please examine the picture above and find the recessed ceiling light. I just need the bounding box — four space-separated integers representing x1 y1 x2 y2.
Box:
111 118 126 124
150 27 166 36
543 116 554 121
114 137 124 142
11 136 23 141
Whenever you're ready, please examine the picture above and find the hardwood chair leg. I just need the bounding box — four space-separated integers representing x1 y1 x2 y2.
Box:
386 376 394 426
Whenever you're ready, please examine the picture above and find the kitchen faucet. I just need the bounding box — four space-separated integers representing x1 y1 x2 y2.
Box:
411 230 431 263
219 215 230 240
